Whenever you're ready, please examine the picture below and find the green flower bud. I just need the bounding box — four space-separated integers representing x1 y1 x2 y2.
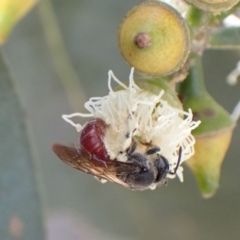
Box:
118 1 190 76
179 54 235 198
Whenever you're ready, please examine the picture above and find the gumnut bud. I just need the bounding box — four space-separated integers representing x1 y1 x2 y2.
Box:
0 0 38 44
179 54 235 198
118 1 190 76
184 0 239 12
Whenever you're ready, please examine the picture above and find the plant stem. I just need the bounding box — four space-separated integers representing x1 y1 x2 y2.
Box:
186 7 206 28
179 54 206 97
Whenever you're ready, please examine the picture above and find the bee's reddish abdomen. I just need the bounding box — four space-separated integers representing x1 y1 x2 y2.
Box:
80 118 108 160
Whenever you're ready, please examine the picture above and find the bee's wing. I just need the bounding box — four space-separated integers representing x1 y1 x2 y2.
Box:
52 143 141 188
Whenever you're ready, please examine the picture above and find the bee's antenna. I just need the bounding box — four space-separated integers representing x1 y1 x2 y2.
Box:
169 146 182 175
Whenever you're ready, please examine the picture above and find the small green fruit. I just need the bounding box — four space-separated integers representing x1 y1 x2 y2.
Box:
118 1 190 76
186 128 233 198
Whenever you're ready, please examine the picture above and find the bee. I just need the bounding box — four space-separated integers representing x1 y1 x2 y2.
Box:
52 118 182 190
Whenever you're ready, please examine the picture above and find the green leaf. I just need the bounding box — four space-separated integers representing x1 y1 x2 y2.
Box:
0 51 45 240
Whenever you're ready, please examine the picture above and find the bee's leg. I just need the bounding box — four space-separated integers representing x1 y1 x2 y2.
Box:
94 176 108 183
127 140 137 156
118 113 137 156
91 154 108 168
145 147 160 156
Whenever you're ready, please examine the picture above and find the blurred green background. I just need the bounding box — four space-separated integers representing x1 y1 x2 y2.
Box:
1 0 240 239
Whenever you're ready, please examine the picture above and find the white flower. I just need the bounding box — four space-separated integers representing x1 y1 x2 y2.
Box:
62 68 200 182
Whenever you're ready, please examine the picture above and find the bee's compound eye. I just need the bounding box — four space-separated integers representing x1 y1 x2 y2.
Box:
80 118 108 160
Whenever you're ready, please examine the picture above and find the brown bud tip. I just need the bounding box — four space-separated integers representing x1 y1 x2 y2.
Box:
134 32 152 49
